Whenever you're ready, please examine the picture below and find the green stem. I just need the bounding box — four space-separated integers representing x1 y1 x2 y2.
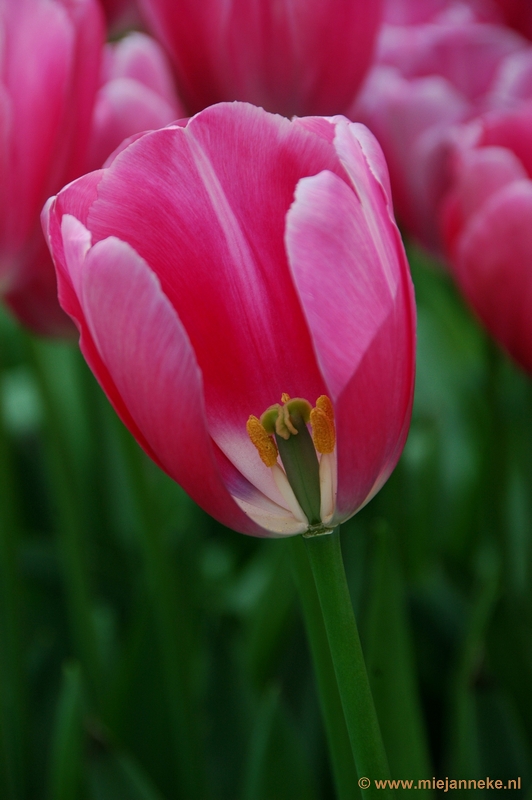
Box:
304 528 394 799
114 419 206 800
288 536 359 800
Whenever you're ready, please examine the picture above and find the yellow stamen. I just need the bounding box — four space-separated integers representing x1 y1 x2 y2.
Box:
310 395 336 454
246 415 279 467
281 393 291 404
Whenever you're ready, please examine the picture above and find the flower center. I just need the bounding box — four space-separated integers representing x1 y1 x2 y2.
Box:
246 394 336 532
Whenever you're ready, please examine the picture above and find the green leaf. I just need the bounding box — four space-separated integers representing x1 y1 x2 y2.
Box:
48 662 86 800
365 524 433 784
241 685 318 800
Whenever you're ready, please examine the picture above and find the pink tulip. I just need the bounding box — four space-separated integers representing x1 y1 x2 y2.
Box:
0 0 104 333
353 9 526 250
137 0 383 117
43 103 416 536
0 0 182 335
354 66 469 250
440 104 532 373
86 31 185 171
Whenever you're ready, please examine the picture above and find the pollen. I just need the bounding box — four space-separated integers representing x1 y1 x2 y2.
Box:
310 395 336 454
246 415 279 467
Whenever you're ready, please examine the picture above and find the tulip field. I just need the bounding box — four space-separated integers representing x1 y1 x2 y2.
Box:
1 0 532 799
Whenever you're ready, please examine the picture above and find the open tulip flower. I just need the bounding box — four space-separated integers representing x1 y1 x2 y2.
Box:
138 0 383 117
44 103 416 537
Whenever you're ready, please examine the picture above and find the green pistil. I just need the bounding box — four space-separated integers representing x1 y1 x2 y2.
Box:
274 411 321 526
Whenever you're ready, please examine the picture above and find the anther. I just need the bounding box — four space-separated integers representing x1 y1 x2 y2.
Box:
310 395 336 454
246 416 278 467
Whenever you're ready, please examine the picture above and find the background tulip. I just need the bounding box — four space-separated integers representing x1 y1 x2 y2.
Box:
0 0 182 335
44 102 416 537
353 2 527 251
440 103 532 373
85 31 185 172
137 0 383 117
0 0 104 333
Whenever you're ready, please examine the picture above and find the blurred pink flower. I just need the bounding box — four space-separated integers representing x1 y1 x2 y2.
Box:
0 0 104 333
353 4 527 251
488 48 532 108
0 0 182 335
86 31 185 171
440 104 532 372
138 0 383 117
43 103 416 536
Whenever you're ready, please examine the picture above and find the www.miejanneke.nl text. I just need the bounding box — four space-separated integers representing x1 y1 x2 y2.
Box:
360 777 522 791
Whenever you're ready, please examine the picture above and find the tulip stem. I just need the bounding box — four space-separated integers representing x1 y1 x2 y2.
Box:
304 527 394 799
288 536 359 800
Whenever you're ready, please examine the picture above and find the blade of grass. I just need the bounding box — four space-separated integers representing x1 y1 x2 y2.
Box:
48 662 86 800
242 684 319 800
365 523 432 784
446 545 499 776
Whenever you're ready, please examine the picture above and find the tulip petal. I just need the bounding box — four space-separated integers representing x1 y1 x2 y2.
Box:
477 105 532 176
87 77 180 172
0 0 72 249
43 172 104 330
286 168 394 399
442 145 528 256
138 0 382 116
453 180 532 373
59 214 279 536
103 32 180 109
331 278 415 522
